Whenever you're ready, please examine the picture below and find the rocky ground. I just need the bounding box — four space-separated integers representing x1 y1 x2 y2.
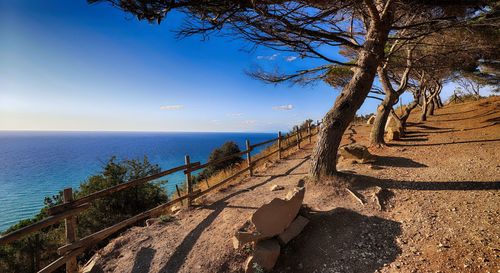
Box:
88 97 500 273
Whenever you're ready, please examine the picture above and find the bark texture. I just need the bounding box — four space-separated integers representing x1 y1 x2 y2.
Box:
370 92 397 146
311 17 391 178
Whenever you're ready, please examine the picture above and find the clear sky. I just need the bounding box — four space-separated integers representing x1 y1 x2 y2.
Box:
0 0 477 132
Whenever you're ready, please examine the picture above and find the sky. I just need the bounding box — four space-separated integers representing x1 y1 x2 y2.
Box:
0 0 480 132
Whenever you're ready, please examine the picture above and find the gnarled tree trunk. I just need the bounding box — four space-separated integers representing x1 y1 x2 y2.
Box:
420 90 428 122
427 100 435 116
370 92 397 147
311 18 391 179
400 99 418 127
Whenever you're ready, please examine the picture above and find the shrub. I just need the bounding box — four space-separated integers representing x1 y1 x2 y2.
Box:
195 141 243 183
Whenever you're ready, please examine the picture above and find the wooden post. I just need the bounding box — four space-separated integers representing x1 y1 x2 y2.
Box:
296 128 301 150
175 184 183 205
63 188 78 273
307 123 312 143
204 178 210 189
184 155 193 207
245 139 253 176
278 131 282 160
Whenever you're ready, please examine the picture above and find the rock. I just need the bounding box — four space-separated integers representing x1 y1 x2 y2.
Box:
367 115 376 125
386 127 400 141
251 239 281 272
278 215 309 245
339 144 376 163
270 185 284 191
251 187 305 239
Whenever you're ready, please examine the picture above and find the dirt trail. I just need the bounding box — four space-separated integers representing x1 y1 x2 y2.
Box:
91 97 500 273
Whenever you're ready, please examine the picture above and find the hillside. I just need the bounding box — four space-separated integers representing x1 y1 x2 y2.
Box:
86 97 500 273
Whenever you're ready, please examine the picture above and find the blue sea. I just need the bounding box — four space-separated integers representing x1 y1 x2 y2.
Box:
0 131 276 232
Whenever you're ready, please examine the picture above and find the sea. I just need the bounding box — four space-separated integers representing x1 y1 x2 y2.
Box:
0 131 277 232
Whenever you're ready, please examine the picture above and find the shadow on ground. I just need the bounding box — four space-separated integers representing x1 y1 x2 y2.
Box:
153 155 311 273
374 156 427 168
343 173 500 191
274 208 401 273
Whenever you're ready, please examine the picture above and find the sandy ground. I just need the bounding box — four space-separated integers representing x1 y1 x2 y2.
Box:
89 97 500 273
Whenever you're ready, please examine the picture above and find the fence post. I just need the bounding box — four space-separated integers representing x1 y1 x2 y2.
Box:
307 123 312 143
184 155 193 207
245 139 253 176
296 128 301 150
63 188 78 273
278 131 282 160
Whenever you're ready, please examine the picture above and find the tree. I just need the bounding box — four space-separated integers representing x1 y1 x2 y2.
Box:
195 141 243 182
90 0 494 179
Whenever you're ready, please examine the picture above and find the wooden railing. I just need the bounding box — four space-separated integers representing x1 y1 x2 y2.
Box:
0 122 321 273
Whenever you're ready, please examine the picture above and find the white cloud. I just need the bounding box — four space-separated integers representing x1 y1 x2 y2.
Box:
257 53 279 61
227 113 244 117
273 104 294 111
160 104 184 110
285 56 298 62
244 120 257 125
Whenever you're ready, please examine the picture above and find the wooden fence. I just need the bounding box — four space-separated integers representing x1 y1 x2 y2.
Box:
0 122 321 273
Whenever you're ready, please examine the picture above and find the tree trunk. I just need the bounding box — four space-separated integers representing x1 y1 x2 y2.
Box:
427 100 435 116
311 19 390 179
437 95 443 107
370 92 397 147
420 92 428 122
400 100 418 127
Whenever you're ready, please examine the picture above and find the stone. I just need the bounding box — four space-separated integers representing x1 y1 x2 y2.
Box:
252 239 281 272
233 220 264 249
386 127 400 141
251 187 305 239
339 144 376 163
367 115 376 125
385 115 398 130
270 185 284 191
278 215 309 245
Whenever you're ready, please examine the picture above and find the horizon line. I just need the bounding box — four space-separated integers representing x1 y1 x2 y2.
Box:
0 129 282 134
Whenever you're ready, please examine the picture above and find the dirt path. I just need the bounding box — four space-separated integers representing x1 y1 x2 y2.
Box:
91 97 500 273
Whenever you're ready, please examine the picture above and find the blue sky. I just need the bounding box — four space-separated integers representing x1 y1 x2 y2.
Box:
0 0 472 132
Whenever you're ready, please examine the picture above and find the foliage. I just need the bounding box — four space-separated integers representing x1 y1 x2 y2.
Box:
194 141 243 183
0 156 168 273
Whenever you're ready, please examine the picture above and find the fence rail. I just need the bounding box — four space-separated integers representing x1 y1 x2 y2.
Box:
0 121 321 273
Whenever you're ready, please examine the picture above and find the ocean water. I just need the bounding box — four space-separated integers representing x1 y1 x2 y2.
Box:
0 131 276 232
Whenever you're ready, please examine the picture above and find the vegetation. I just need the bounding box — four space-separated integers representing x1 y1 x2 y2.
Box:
194 141 244 184
0 156 168 273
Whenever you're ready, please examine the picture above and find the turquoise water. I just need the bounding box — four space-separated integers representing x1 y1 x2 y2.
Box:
0 131 276 232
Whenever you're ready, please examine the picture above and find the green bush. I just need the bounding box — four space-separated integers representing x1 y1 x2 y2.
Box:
195 141 243 183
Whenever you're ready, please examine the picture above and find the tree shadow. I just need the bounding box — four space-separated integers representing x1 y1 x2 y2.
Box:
131 247 156 273
274 208 402 273
397 137 429 142
435 109 496 122
373 156 427 168
345 173 500 191
391 138 500 147
157 156 310 273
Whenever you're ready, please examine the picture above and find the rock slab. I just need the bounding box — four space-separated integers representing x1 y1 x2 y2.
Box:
251 187 305 238
244 239 281 273
278 215 309 245
339 144 375 163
